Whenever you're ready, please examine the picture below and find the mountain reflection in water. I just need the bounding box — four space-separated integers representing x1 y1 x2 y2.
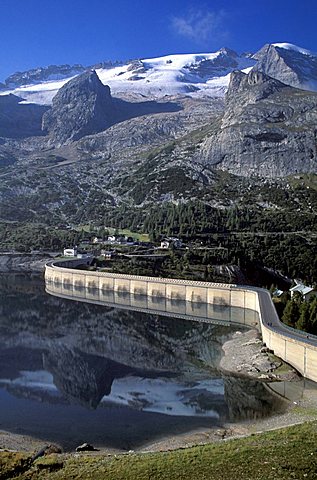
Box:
0 274 299 450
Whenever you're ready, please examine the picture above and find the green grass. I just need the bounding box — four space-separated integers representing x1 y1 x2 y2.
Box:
288 173 317 191
1 422 317 479
75 225 150 242
105 227 150 242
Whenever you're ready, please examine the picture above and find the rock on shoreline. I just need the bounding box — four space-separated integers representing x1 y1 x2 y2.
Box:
220 329 300 381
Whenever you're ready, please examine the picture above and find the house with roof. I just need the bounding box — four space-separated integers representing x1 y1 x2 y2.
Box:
290 282 317 301
160 237 183 250
100 249 116 260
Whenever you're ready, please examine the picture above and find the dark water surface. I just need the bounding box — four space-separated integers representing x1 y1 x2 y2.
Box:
0 273 306 451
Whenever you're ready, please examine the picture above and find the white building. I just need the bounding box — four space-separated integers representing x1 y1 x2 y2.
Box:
290 282 317 301
160 237 183 249
63 247 77 257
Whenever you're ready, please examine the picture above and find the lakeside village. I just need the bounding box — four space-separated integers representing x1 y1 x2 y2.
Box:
63 233 182 260
56 229 317 333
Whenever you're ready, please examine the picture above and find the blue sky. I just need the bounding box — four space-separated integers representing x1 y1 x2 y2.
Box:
0 0 316 81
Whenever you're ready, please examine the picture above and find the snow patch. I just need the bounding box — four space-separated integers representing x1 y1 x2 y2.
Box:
0 77 76 105
0 49 255 105
272 43 316 57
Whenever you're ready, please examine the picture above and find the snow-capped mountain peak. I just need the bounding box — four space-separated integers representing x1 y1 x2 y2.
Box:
1 42 317 106
4 64 87 89
253 42 317 91
0 48 255 105
272 43 316 56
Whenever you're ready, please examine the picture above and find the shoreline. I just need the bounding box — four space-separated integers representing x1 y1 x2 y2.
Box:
0 253 52 274
0 334 315 456
1 386 317 455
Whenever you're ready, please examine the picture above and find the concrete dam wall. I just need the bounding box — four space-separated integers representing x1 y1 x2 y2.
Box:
45 260 317 383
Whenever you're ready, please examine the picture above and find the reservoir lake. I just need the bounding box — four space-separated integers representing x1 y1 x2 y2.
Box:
0 273 310 451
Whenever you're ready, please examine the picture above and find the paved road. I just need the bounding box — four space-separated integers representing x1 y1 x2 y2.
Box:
257 288 317 346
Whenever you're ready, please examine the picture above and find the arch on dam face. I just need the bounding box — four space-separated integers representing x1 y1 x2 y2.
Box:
44 260 317 383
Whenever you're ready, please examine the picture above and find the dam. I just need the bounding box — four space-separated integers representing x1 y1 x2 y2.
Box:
45 259 317 383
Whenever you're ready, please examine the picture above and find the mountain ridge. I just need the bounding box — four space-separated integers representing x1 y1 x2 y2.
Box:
1 42 316 106
0 41 317 227
0 47 254 104
253 43 317 91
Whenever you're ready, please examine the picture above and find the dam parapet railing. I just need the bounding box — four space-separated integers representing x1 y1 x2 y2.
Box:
45 259 317 383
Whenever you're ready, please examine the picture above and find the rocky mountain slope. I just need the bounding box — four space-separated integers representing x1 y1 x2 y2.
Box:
253 43 317 91
199 70 317 177
42 70 115 143
0 42 316 222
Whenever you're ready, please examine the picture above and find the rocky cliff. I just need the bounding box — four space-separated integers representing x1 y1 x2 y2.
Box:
199 69 317 177
253 43 317 91
42 70 115 143
0 42 317 220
